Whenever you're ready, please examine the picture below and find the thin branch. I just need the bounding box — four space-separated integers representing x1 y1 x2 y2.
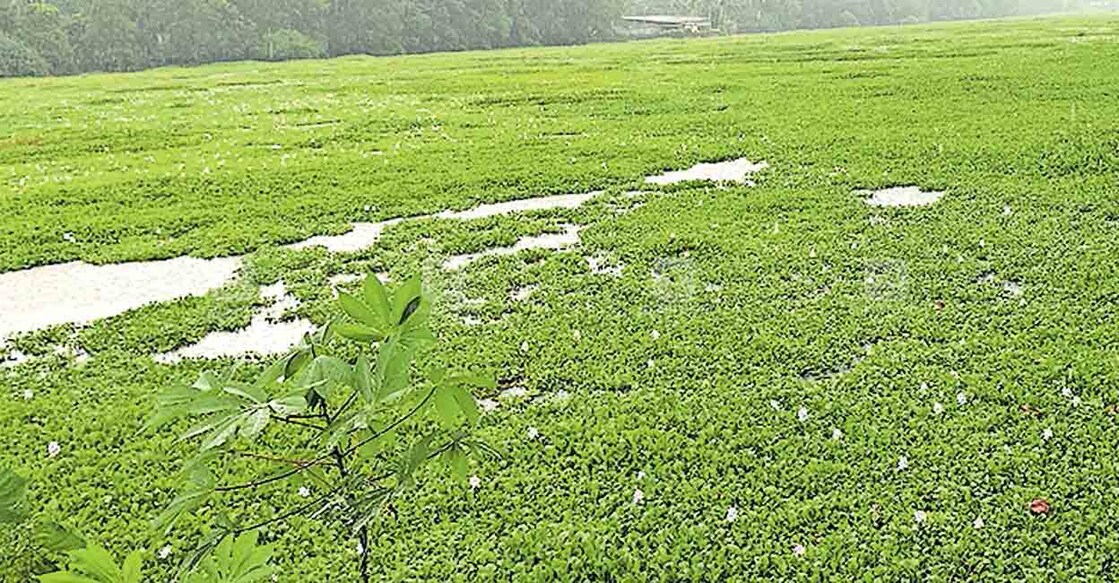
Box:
271 415 327 431
215 386 436 493
330 389 362 425
340 386 437 458
233 488 339 534
229 450 314 467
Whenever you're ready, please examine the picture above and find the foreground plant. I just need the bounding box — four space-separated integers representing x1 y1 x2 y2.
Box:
36 532 274 583
147 274 495 581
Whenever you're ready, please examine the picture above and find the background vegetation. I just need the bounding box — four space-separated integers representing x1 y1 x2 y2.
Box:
0 0 1095 77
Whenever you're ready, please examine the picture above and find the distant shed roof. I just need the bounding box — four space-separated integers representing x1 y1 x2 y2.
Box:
621 15 712 27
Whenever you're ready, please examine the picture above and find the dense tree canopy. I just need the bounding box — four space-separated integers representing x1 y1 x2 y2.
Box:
0 0 1085 76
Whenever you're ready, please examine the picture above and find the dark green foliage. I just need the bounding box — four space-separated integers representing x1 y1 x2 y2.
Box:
0 467 28 525
257 29 325 61
0 32 49 77
0 0 1084 76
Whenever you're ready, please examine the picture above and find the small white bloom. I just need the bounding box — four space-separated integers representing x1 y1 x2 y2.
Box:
897 455 909 471
725 505 738 523
920 382 929 392
1003 205 1013 216
1071 395 1081 407
572 329 581 341
914 510 927 523
1061 387 1073 398
298 486 311 498
62 232 75 242
646 359 655 369
632 488 645 504
1042 428 1053 441
527 426 539 440
271 574 279 583
478 399 499 413
650 330 660 341
636 471 646 480
792 544 806 556
520 341 529 353
22 389 33 401
769 399 782 411
158 545 172 560
957 392 967 406
973 516 985 529
47 441 61 458
363 205 372 212
831 428 843 441
469 475 481 491
797 407 809 422
933 402 944 415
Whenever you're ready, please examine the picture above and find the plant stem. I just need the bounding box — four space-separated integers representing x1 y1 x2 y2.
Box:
234 489 337 534
270 415 327 431
229 450 314 466
215 387 435 492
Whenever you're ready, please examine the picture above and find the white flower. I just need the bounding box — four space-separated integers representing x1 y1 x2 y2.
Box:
469 475 481 491
47 441 61 458
914 510 927 523
21 389 33 401
632 488 645 504
527 426 539 440
1003 205 1013 216
769 399 782 411
363 205 372 212
636 471 646 480
646 359 655 369
725 505 738 523
1071 396 1081 407
158 545 172 560
62 232 75 242
973 516 985 529
797 407 809 422
933 402 944 415
831 428 843 441
956 392 967 406
1061 387 1073 398
298 486 311 498
897 455 909 471
520 341 529 353
1042 428 1053 441
919 382 929 392
792 544 806 556
650 330 660 341
572 329 581 342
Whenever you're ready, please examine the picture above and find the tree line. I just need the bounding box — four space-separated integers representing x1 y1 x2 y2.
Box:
0 0 1081 77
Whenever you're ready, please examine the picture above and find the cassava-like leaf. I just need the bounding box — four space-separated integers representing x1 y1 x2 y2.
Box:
185 531 275 583
38 543 140 583
0 466 28 525
334 322 382 343
362 274 392 325
35 521 87 552
338 292 382 329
